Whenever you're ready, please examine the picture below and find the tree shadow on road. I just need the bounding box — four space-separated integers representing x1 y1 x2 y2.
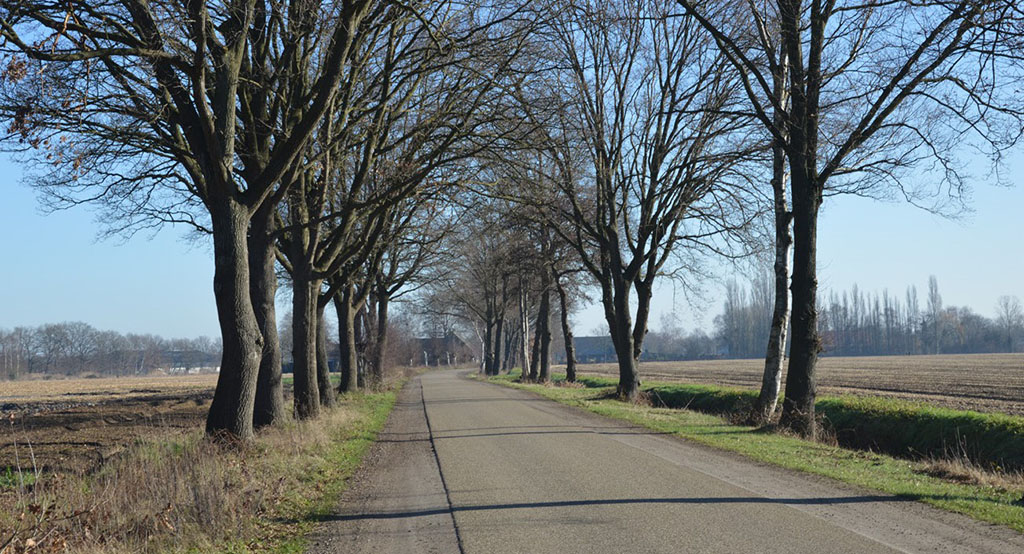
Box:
305 492 1012 524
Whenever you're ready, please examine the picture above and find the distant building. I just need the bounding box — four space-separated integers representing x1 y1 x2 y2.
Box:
415 333 476 366
162 350 220 374
554 336 724 364
561 336 618 364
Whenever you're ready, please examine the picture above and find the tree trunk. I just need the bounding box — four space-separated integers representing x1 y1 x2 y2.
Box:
205 199 263 440
503 324 516 371
537 279 552 383
483 300 495 375
493 314 504 376
605 277 640 400
336 285 359 393
556 277 577 383
528 304 541 382
632 280 653 363
518 281 531 382
779 165 821 437
754 126 792 425
356 301 368 388
250 204 285 429
370 292 389 387
317 307 336 407
291 273 321 420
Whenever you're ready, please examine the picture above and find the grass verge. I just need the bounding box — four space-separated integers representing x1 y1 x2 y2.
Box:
1 389 397 553
567 375 1024 472
481 372 1024 533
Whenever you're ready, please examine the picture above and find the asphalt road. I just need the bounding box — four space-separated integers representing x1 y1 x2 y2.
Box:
307 370 1024 554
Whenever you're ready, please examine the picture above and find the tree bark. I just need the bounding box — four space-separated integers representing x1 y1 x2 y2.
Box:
555 276 577 383
536 276 552 383
370 292 389 387
336 285 359 393
205 199 263 440
493 314 504 375
754 182 792 424
779 165 822 438
502 324 516 371
250 204 285 429
604 276 640 400
291 273 321 420
483 300 495 375
518 280 531 382
317 307 336 407
528 303 541 382
356 301 368 388
754 64 792 424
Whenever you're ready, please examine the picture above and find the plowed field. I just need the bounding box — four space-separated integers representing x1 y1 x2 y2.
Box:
1 375 216 476
576 353 1024 415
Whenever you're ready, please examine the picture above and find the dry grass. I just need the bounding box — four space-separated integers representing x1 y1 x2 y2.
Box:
919 457 1024 492
0 393 391 554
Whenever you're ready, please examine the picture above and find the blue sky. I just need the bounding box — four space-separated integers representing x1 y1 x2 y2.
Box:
1 152 1022 339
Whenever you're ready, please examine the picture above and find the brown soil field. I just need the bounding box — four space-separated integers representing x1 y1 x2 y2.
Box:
573 353 1024 416
1 375 217 476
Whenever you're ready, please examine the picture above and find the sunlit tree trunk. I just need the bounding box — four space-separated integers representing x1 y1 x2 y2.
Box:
250 203 285 429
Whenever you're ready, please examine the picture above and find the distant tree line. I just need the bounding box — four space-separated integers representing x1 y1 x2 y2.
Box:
0 322 221 379
716 275 1024 358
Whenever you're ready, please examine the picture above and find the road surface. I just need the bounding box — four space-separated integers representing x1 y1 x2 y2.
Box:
307 370 1024 554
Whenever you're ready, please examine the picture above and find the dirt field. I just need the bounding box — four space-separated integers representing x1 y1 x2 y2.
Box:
1 374 217 476
575 353 1024 416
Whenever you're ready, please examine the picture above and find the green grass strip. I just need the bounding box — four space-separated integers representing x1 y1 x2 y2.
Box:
263 390 397 554
566 375 1024 471
483 372 1024 533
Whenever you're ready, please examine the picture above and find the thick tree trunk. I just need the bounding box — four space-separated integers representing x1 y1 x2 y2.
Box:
536 279 552 383
205 199 263 440
336 286 359 393
493 315 504 375
316 308 336 407
779 166 821 437
754 140 793 425
632 281 653 363
605 277 640 400
483 301 495 375
370 293 389 387
291 274 321 420
250 205 285 429
556 277 577 383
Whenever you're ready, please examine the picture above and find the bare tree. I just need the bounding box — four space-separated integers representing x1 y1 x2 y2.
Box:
0 0 376 440
678 0 1024 436
927 275 944 355
514 0 757 399
996 296 1023 353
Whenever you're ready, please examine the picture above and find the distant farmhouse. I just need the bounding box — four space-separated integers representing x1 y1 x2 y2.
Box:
560 336 618 364
162 350 220 374
554 336 723 364
414 333 476 366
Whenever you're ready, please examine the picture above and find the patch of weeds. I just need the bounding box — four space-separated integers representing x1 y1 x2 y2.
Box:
0 466 36 489
0 386 400 554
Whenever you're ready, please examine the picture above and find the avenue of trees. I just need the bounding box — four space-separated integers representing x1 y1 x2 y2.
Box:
3 0 1023 440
